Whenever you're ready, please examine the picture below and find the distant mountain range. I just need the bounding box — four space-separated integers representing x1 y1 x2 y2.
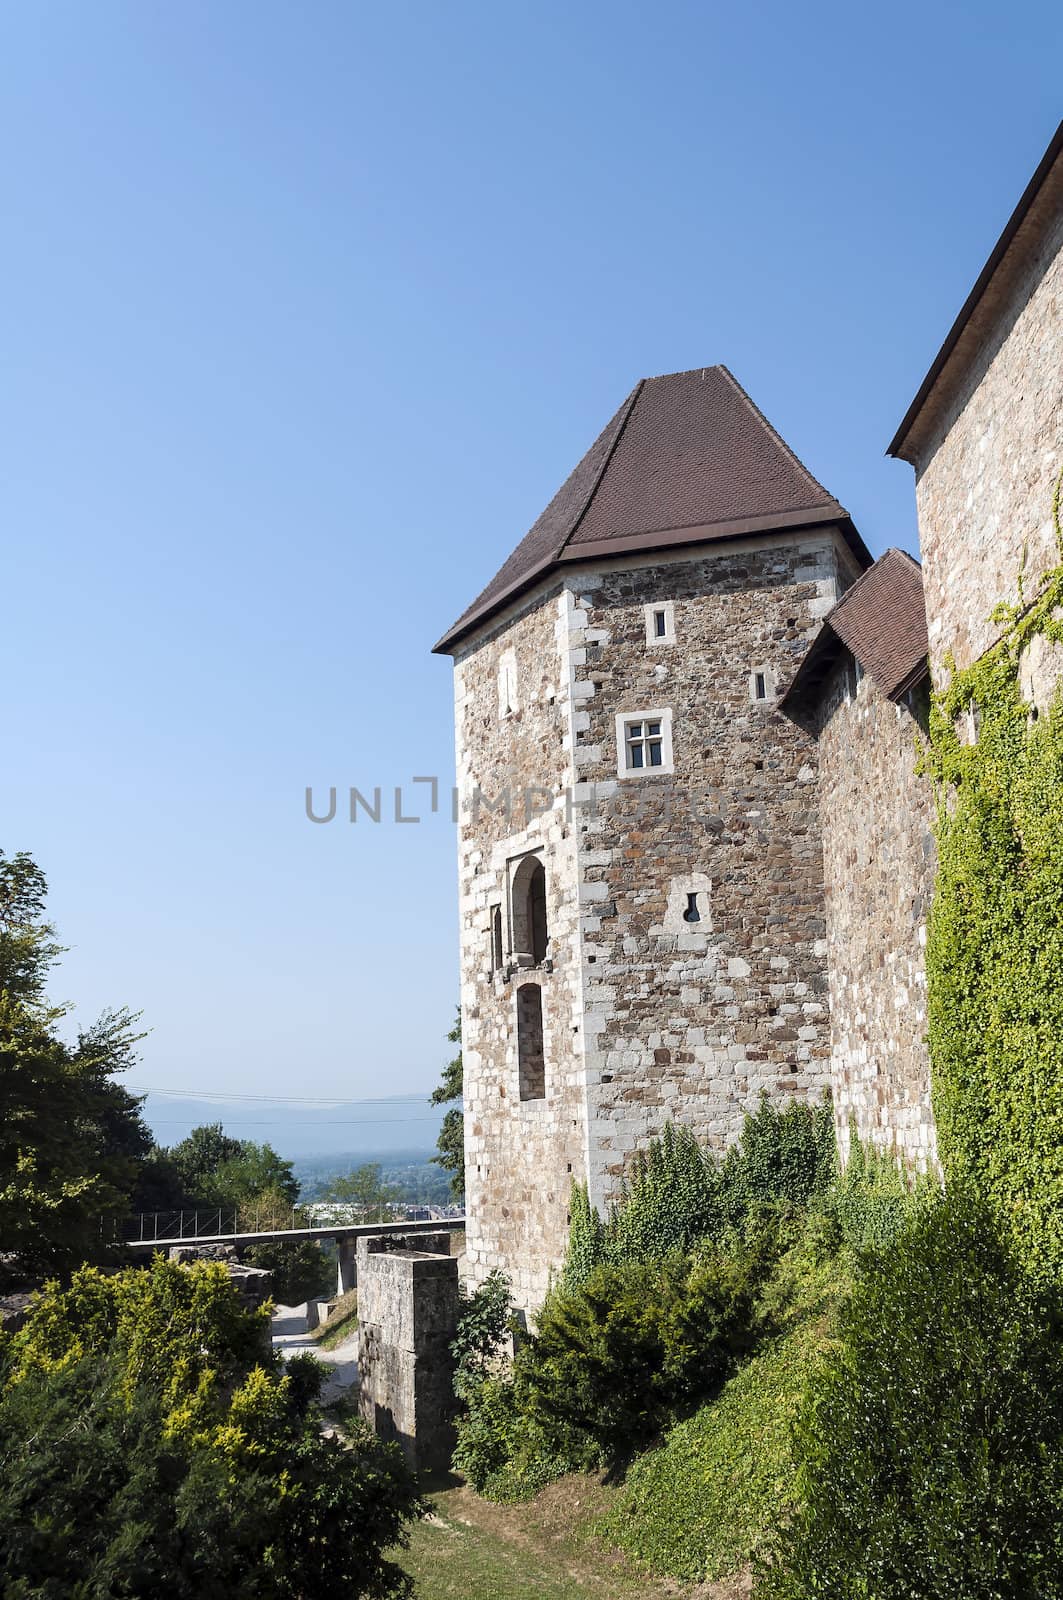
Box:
136 1091 448 1159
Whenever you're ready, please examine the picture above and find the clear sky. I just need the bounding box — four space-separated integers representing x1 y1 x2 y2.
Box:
3 2 1060 1110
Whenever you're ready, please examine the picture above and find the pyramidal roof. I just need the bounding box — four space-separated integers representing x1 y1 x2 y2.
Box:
434 365 869 653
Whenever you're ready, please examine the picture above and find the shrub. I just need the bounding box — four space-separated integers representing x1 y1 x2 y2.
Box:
562 1103 837 1296
452 1370 579 1502
451 1268 513 1401
524 1249 761 1466
760 1189 1063 1600
817 1129 936 1255
0 1259 421 1597
601 1213 852 1582
603 1317 826 1582
603 1123 722 1271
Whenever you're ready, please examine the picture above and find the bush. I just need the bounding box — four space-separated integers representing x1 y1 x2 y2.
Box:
760 1189 1063 1600
525 1249 761 1466
562 1103 837 1295
817 1129 935 1255
451 1269 513 1401
602 1124 722 1272
603 1318 825 1582
0 1259 421 1597
452 1370 579 1502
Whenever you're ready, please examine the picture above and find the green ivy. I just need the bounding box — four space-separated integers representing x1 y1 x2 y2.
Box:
923 469 1063 1278
562 1102 836 1294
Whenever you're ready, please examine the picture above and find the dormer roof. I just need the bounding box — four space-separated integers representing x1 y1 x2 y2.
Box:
434 365 870 654
778 547 929 728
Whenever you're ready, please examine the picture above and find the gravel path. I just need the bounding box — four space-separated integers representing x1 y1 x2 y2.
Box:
271 1303 359 1403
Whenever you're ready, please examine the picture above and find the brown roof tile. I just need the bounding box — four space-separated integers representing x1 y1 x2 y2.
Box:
778 547 929 724
435 366 868 652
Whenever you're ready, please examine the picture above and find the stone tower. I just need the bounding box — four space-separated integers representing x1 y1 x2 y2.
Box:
434 366 870 1308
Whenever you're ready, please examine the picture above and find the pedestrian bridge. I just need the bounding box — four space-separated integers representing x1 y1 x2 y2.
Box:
125 1214 466 1295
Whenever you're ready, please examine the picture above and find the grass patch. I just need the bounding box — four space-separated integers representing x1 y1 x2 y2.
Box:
396 1475 738 1599
310 1288 358 1349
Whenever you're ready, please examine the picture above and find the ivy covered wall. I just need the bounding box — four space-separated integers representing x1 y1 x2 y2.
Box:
924 474 1063 1277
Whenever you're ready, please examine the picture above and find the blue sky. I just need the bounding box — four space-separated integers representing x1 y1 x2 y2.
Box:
2 2 1059 1122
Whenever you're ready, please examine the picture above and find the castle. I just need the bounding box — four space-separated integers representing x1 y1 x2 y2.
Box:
434 121 1063 1309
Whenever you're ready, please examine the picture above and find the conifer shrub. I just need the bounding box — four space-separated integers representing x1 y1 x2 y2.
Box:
759 1189 1063 1600
523 1248 762 1466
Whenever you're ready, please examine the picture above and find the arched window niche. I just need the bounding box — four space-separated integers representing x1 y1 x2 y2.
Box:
516 982 546 1101
510 854 548 967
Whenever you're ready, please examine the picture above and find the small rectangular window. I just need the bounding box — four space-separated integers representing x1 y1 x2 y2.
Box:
644 601 675 646
754 672 766 700
616 709 673 777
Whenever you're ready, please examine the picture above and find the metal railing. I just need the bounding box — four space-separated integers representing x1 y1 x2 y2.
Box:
122 1210 465 1247
125 1210 240 1243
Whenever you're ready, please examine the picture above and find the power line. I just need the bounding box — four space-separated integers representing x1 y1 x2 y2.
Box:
147 1116 444 1127
130 1087 438 1106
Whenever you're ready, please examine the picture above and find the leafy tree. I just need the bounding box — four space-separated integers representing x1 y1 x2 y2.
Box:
161 1126 328 1302
0 1258 421 1597
431 1008 464 1201
166 1123 246 1202
0 850 62 1008
324 1162 399 1221
0 850 154 1288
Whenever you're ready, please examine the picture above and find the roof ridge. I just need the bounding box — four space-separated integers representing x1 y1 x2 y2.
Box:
715 364 844 514
556 380 644 559
640 363 728 384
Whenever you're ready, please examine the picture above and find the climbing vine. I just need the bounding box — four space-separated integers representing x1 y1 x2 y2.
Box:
923 469 1063 1278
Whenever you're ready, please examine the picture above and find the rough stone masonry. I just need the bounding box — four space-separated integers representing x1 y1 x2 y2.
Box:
436 366 870 1309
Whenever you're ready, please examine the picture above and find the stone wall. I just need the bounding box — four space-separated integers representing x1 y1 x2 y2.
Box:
453 585 588 1308
569 534 859 1211
453 528 862 1308
914 205 1063 676
356 1238 459 1473
814 663 937 1167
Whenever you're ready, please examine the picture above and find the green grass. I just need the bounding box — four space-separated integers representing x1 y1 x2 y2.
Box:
396 1476 721 1600
310 1289 358 1350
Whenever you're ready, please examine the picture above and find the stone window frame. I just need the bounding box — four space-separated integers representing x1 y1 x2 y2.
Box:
749 665 775 704
515 980 547 1102
508 851 549 967
644 600 676 647
615 707 675 778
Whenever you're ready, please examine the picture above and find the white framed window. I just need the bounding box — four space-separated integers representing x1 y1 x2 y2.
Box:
749 666 774 703
615 708 674 777
498 648 519 718
644 600 676 646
